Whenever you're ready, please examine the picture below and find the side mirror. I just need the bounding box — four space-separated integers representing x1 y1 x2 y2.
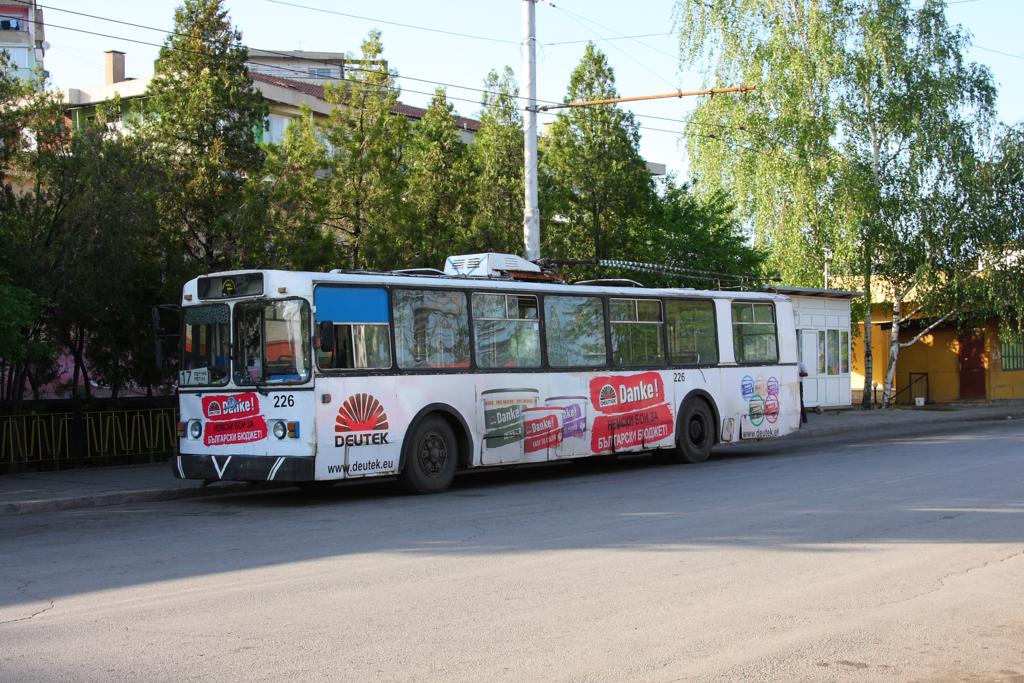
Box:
318 320 335 352
152 304 181 371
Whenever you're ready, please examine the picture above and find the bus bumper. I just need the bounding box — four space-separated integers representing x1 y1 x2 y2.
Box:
172 454 315 482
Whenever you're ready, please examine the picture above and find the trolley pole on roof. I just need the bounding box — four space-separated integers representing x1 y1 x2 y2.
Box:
522 0 540 262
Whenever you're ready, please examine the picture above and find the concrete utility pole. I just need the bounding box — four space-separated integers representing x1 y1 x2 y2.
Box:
522 0 540 261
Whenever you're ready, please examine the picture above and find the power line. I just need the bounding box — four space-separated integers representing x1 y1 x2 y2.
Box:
973 45 1024 61
25 1 753 136
10 8 699 141
551 4 678 90
264 0 521 46
544 33 674 47
552 4 679 62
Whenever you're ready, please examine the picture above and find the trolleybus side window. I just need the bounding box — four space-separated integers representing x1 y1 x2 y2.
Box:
610 298 665 367
234 299 312 384
392 289 471 369
665 299 718 365
731 302 778 364
543 295 607 368
472 293 541 369
314 286 392 370
181 304 230 386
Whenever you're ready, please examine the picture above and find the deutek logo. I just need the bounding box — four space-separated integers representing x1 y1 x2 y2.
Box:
335 393 390 447
597 384 618 409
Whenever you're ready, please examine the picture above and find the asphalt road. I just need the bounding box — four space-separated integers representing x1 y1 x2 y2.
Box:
2 421 1023 682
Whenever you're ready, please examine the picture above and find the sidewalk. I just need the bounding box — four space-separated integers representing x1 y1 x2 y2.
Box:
792 399 1024 440
2 400 1023 516
0 464 250 516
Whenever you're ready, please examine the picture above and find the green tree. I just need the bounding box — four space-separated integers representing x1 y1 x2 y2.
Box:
466 67 524 255
540 43 655 275
0 53 47 399
401 87 475 268
1 95 167 399
142 0 269 272
262 105 342 271
639 177 767 288
320 31 408 270
969 126 1024 338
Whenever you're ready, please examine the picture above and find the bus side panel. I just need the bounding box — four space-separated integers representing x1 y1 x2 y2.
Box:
725 365 800 440
314 375 401 480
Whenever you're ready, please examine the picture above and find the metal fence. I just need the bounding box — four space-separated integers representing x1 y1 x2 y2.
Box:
0 406 179 472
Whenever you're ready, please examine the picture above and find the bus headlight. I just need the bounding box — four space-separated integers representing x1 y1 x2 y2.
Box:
188 420 202 440
272 420 287 440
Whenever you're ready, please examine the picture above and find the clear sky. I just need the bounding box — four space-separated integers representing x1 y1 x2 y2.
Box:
38 0 1024 177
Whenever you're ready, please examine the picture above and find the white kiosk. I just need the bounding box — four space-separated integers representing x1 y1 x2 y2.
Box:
767 286 861 409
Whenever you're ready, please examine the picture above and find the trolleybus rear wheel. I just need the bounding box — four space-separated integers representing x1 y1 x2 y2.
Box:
673 399 714 464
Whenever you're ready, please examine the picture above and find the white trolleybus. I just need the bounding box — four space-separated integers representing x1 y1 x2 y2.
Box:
175 253 799 493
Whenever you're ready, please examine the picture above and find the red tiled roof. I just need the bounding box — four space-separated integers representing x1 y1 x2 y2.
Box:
250 72 480 131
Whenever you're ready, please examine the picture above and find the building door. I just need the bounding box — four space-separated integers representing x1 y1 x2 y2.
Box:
800 329 819 406
958 331 986 400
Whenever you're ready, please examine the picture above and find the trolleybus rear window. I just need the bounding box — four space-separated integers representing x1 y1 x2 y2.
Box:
732 302 778 364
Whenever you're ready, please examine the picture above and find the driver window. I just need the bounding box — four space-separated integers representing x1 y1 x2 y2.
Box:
314 286 392 370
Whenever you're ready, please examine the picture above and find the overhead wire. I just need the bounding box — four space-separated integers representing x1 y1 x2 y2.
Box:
551 4 679 62
18 1 756 138
549 4 678 90
2 8 701 141
543 33 674 47
264 0 521 46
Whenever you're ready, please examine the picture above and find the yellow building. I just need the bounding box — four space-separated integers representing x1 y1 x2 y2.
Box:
852 304 1024 404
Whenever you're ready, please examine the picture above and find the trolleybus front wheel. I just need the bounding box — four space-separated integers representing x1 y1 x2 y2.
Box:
400 415 458 494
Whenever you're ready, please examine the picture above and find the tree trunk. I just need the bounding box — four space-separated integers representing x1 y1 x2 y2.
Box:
27 370 39 401
70 340 81 401
860 254 874 409
882 298 902 408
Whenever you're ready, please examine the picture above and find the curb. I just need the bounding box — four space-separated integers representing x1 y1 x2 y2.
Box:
787 409 1023 441
1 480 253 516
3 410 1021 516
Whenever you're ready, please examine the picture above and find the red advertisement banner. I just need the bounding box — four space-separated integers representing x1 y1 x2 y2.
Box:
589 372 665 415
591 403 674 453
203 416 268 446
202 393 261 422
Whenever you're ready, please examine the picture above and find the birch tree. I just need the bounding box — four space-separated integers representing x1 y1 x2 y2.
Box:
843 0 995 406
676 0 997 407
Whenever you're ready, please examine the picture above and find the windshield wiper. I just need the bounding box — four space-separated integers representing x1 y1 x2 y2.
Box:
236 371 269 397
230 343 269 396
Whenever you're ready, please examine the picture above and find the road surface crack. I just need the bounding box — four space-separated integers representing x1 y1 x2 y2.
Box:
0 579 55 625
878 547 1024 608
